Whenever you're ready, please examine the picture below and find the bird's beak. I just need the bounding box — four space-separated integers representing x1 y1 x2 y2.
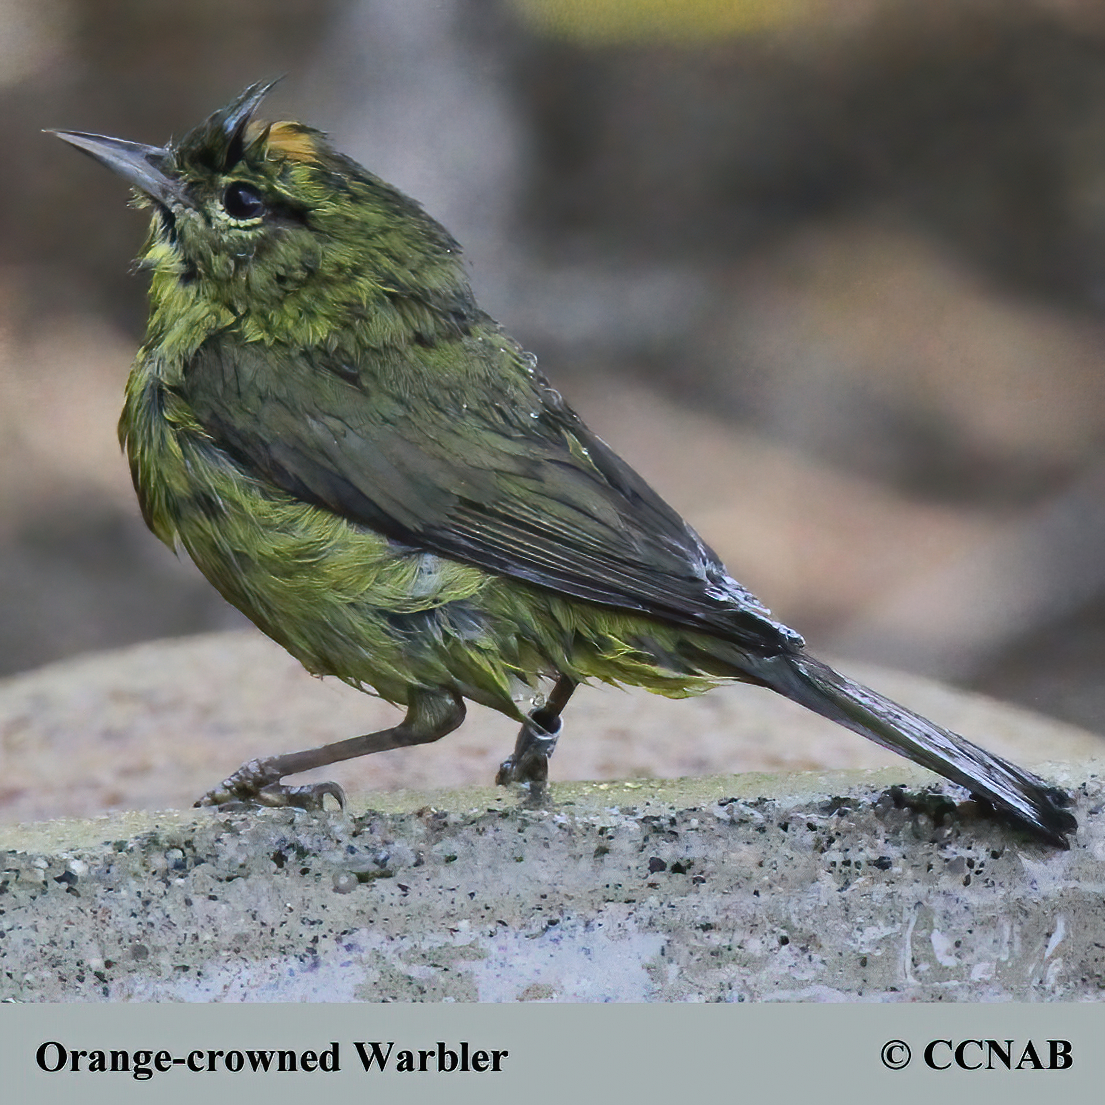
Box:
48 130 192 210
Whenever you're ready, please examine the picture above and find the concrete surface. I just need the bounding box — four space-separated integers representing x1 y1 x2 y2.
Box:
0 631 1102 1002
1 767 1102 1002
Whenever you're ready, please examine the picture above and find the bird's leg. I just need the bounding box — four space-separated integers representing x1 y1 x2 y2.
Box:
496 675 578 786
196 689 465 811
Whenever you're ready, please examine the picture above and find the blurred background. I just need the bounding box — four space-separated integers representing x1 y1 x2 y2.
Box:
4 0 1105 736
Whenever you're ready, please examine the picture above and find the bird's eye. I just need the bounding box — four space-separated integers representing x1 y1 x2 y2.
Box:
222 181 265 220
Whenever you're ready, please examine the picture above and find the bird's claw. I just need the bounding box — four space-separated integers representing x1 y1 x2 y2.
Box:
256 781 347 811
196 759 346 811
496 714 562 786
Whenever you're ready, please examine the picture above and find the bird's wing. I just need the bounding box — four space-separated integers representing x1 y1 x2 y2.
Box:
182 336 798 653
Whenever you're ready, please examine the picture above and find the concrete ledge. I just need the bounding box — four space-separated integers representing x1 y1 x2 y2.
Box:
2 765 1102 1002
2 631 1101 1002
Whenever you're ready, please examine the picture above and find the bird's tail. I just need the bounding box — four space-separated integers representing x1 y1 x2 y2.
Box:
742 650 1076 847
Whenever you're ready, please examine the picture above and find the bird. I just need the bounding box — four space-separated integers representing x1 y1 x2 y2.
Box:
52 82 1076 847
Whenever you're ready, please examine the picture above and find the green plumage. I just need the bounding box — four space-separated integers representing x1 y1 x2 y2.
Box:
55 83 1076 847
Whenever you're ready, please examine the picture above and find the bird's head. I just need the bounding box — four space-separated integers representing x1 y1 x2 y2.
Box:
53 82 475 348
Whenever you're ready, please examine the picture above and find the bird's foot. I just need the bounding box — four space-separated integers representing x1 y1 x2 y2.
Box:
195 758 347 811
496 714 562 786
